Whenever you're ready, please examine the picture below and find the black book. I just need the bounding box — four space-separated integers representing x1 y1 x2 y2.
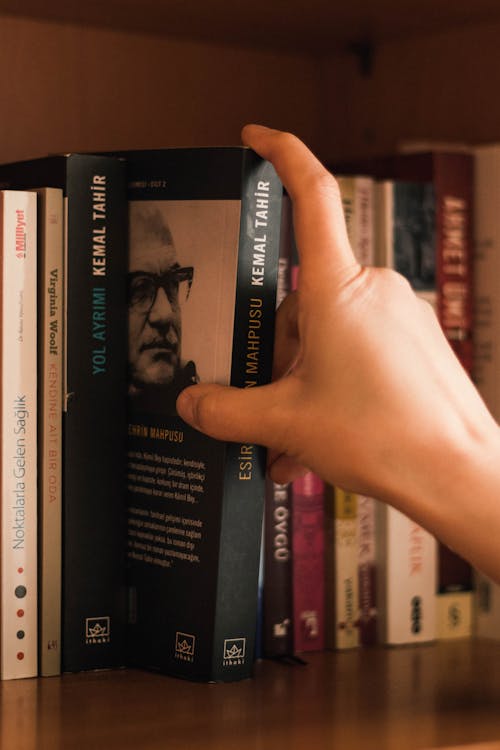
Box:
262 196 294 658
116 147 282 681
0 155 128 672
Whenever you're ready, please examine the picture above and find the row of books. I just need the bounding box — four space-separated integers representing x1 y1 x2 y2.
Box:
0 148 284 682
260 146 500 657
2 139 500 683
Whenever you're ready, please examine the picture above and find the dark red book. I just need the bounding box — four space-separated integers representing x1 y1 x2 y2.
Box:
291 472 326 653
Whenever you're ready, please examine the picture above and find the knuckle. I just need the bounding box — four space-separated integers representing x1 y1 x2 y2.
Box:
305 168 340 202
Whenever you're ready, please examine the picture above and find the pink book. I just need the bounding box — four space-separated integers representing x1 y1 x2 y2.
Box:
292 472 326 653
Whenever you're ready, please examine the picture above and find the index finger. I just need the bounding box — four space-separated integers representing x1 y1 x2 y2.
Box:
241 124 358 290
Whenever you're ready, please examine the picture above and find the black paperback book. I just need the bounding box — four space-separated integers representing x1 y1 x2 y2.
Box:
262 196 294 659
115 147 282 681
0 155 129 672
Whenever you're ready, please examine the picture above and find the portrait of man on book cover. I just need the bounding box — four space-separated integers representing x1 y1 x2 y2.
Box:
127 200 240 417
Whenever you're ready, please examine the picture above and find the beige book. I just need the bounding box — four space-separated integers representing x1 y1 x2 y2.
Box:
36 187 64 676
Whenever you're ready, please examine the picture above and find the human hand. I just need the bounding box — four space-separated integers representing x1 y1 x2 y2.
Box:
177 126 500 572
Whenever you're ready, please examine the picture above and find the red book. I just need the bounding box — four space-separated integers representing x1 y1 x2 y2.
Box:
291 472 325 653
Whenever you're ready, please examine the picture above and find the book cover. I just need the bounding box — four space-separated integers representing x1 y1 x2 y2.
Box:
0 190 38 679
36 188 64 676
291 472 325 653
325 487 360 650
0 154 129 672
121 147 281 681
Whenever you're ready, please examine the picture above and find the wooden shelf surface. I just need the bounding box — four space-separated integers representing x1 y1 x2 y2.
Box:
2 640 500 749
1 0 500 52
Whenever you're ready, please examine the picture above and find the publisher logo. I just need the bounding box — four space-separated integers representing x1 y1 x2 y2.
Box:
175 632 195 663
411 596 422 634
85 617 111 645
223 638 246 666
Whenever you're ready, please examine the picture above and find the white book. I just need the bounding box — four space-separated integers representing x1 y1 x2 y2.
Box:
0 190 38 679
36 188 64 676
376 501 437 645
374 180 438 645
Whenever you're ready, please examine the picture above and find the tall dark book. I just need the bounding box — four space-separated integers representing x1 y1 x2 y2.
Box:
117 147 281 681
262 195 293 659
262 479 293 657
0 155 129 672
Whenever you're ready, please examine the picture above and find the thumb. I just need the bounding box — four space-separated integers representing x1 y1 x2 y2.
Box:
176 381 291 449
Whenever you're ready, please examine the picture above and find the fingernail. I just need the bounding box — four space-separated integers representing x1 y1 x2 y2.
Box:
176 388 195 425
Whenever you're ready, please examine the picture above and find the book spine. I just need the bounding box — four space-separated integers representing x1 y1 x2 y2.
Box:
338 177 378 646
263 479 293 657
211 151 281 680
434 153 474 374
433 155 475 634
473 146 500 422
1 190 38 679
262 194 293 658
354 177 375 266
62 156 128 672
437 589 473 640
338 174 375 266
325 487 359 650
469 146 500 642
358 494 378 645
375 179 437 645
338 176 355 242
376 502 436 644
292 472 326 653
473 571 500 639
37 188 64 676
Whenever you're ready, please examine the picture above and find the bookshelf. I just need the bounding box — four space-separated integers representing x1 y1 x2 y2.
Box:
1 2 500 746
2 641 500 749
1 2 500 165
